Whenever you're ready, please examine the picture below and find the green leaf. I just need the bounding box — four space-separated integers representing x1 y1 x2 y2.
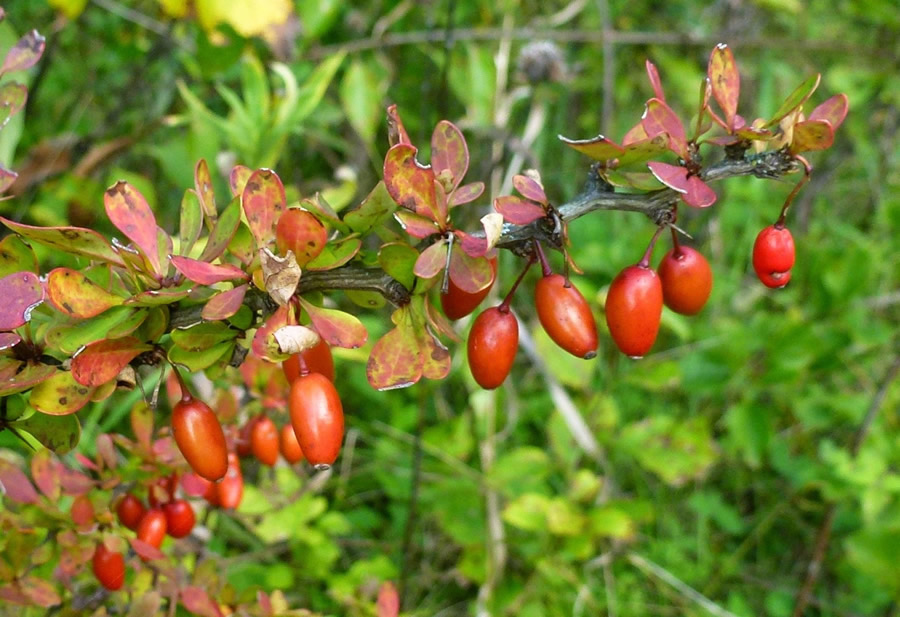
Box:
344 182 397 234
503 493 551 532
199 196 242 262
178 189 204 256
286 53 345 128
767 73 821 127
304 237 361 272
844 524 900 593
588 506 635 539
0 217 125 267
168 340 233 372
340 58 383 145
487 446 551 499
0 234 38 278
378 242 418 290
171 321 239 352
619 416 718 487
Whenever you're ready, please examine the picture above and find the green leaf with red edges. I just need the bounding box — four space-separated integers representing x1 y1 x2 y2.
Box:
604 170 662 190
170 255 248 285
252 305 291 360
46 268 123 319
0 361 56 396
0 217 125 266
202 284 248 321
617 134 670 166
422 331 451 380
558 133 626 162
194 159 217 224
71 337 151 387
513 174 548 204
494 195 545 225
2 29 45 74
104 180 162 276
29 370 94 415
12 412 81 455
0 166 17 193
383 144 439 219
366 322 422 390
733 125 774 141
431 120 468 192
305 237 362 271
449 181 484 206
0 271 42 330
299 299 368 349
0 459 39 503
767 73 821 127
379 242 418 290
808 94 849 131
449 247 492 293
642 98 688 158
345 181 398 234
413 239 447 280
790 120 835 153
394 209 440 239
386 104 411 146
708 44 740 132
0 83 27 122
229 165 253 197
179 190 203 256
125 288 191 306
242 168 286 246
645 59 666 101
0 233 36 279
199 197 242 262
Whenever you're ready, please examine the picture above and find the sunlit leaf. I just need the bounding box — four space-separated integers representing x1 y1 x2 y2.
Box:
494 195 545 226
171 255 248 285
421 331 451 380
71 337 151 387
808 94 849 131
202 284 248 321
46 268 122 319
29 370 94 415
767 73 821 127
242 168 286 247
790 120 835 153
383 144 439 221
707 44 740 131
1 29 46 74
104 180 162 276
431 120 468 192
194 158 217 225
558 133 625 162
642 98 687 158
299 300 368 349
0 217 124 266
0 271 42 329
366 321 422 390
616 134 670 166
378 242 418 290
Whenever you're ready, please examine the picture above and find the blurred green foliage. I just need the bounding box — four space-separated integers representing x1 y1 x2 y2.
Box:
1 1 897 616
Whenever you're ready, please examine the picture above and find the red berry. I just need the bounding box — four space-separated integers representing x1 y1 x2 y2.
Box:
136 509 167 549
280 423 305 464
605 265 663 358
251 414 279 466
283 338 335 383
534 274 598 359
70 494 95 527
163 499 195 539
235 416 258 458
216 453 244 510
116 493 145 531
289 373 344 469
147 472 178 507
275 208 328 266
441 256 498 320
752 224 795 288
92 541 126 591
467 306 519 389
657 246 713 315
172 398 228 482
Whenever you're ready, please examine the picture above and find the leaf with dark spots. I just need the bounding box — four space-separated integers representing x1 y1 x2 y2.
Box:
383 143 440 221
46 268 122 319
0 233 38 278
29 370 94 415
71 337 151 387
104 180 161 276
386 104 411 146
0 271 42 330
0 217 125 266
707 44 740 131
194 159 217 224
790 120 835 153
366 320 422 390
229 164 253 197
170 255 248 285
241 168 286 246
1 29 45 74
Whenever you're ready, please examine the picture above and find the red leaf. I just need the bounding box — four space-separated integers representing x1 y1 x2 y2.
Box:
449 247 493 294
642 98 688 158
46 268 122 319
96 434 118 470
104 180 162 276
455 230 488 258
202 284 248 321
0 83 28 122
790 120 835 153
242 168 286 246
413 239 447 280
681 176 717 208
493 195 545 225
431 120 469 191
622 121 649 146
366 322 422 391
394 210 440 239
59 467 93 496
0 361 56 397
383 144 440 221
1 29 45 74
0 217 125 266
229 165 253 197
71 337 151 387
377 581 400 617
300 300 368 349
645 59 666 102
194 159 217 222
386 104 412 146
181 586 223 617
181 472 212 497
449 181 484 207
70 494 94 526
808 94 849 131
0 166 17 193
18 576 60 608
0 271 42 330
129 537 165 561
0 332 20 349
708 44 740 131
558 133 625 162
30 450 60 500
513 174 548 204
0 459 39 503
421 332 451 380
171 255 248 285
647 161 690 193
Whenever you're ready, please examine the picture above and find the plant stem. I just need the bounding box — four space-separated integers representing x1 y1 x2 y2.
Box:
499 254 535 312
638 226 665 268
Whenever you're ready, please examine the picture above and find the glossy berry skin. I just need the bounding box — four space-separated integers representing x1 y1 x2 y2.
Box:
280 423 305 464
162 499 195 539
216 453 244 509
289 373 344 469
275 208 328 266
283 338 335 383
534 274 599 359
171 398 228 482
441 257 498 320
251 415 279 466
605 265 664 358
657 246 713 315
136 509 167 549
467 307 519 389
116 493 145 531
753 225 795 288
92 542 126 591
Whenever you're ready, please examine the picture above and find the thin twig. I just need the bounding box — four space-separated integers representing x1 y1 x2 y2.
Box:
627 552 741 617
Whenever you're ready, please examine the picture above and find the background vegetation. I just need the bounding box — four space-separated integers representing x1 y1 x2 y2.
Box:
0 0 897 615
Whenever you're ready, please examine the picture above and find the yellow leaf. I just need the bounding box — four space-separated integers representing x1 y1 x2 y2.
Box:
48 0 89 19
195 0 293 39
157 0 189 18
